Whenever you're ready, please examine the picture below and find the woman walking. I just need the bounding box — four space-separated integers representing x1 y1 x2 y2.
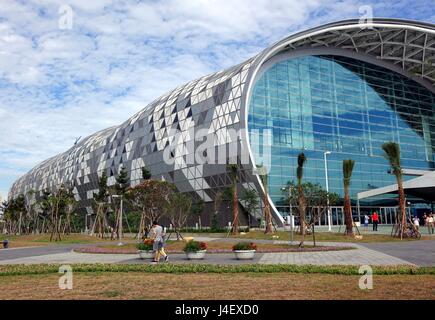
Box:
150 221 169 263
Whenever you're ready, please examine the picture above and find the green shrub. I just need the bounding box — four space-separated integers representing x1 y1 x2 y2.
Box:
166 227 250 233
183 240 207 252
1 264 434 276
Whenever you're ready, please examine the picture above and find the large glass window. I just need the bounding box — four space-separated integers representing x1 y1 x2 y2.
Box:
248 55 435 209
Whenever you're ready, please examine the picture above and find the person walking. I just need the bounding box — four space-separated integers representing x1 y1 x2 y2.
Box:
150 221 169 263
413 216 420 231
372 211 379 231
363 214 369 232
428 214 434 235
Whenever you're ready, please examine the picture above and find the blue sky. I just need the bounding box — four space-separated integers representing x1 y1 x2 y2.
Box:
0 0 434 200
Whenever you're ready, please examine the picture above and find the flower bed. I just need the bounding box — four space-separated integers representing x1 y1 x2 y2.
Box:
232 242 257 251
137 239 154 251
183 240 208 252
74 245 354 255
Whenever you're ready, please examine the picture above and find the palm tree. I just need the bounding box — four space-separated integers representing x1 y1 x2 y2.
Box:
257 165 273 234
343 159 355 236
227 164 239 235
297 153 307 247
382 142 406 239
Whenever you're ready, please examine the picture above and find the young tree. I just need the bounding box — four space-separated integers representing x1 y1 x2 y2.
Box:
241 189 259 228
283 181 339 245
112 166 129 239
165 192 193 240
141 166 152 180
38 189 52 234
343 159 355 236
63 186 76 235
115 166 129 195
24 189 36 234
92 171 111 238
382 142 406 239
95 171 109 202
0 200 9 234
191 199 205 229
227 164 239 235
125 180 175 239
46 186 70 242
212 191 223 231
296 153 307 247
14 194 26 235
2 199 16 234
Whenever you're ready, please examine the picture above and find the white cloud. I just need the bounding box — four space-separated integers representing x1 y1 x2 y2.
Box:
0 0 433 198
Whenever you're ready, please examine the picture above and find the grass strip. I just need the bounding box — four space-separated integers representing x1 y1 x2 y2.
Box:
0 263 434 277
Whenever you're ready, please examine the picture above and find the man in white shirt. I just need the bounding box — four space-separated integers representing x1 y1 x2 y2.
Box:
427 214 434 235
150 221 168 263
413 216 420 231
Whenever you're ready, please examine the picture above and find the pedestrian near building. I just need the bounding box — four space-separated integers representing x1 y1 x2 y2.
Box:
150 221 169 263
363 214 369 232
413 216 420 231
427 214 434 235
372 211 379 231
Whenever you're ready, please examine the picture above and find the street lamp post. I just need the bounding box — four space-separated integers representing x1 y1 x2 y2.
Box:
112 195 123 245
324 151 332 232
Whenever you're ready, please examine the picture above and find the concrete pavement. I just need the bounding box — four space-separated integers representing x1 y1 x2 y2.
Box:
1 237 433 266
360 241 435 267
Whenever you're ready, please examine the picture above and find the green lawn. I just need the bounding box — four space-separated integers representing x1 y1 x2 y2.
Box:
228 230 432 242
0 234 118 248
0 264 433 300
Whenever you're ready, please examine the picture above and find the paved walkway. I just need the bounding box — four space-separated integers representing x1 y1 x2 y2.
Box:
279 225 435 236
1 238 432 266
360 241 435 267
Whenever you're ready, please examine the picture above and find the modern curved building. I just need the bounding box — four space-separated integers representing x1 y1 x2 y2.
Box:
9 19 435 226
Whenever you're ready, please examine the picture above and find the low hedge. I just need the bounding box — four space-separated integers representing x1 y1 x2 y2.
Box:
168 227 250 233
0 263 433 277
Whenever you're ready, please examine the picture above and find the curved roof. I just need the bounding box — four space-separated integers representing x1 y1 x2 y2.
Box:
244 19 435 98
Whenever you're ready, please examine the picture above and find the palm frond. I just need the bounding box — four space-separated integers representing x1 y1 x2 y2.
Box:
227 164 238 180
297 153 307 183
382 142 401 174
297 153 307 168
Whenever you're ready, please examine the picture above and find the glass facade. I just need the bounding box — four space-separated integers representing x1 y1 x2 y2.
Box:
248 55 435 215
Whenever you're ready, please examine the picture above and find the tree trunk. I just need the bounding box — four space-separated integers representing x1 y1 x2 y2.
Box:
298 185 306 247
344 185 354 236
397 175 406 239
264 194 273 234
137 212 145 239
232 186 239 235
18 211 22 235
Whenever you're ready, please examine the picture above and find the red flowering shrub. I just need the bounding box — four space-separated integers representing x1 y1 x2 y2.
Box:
232 242 257 251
